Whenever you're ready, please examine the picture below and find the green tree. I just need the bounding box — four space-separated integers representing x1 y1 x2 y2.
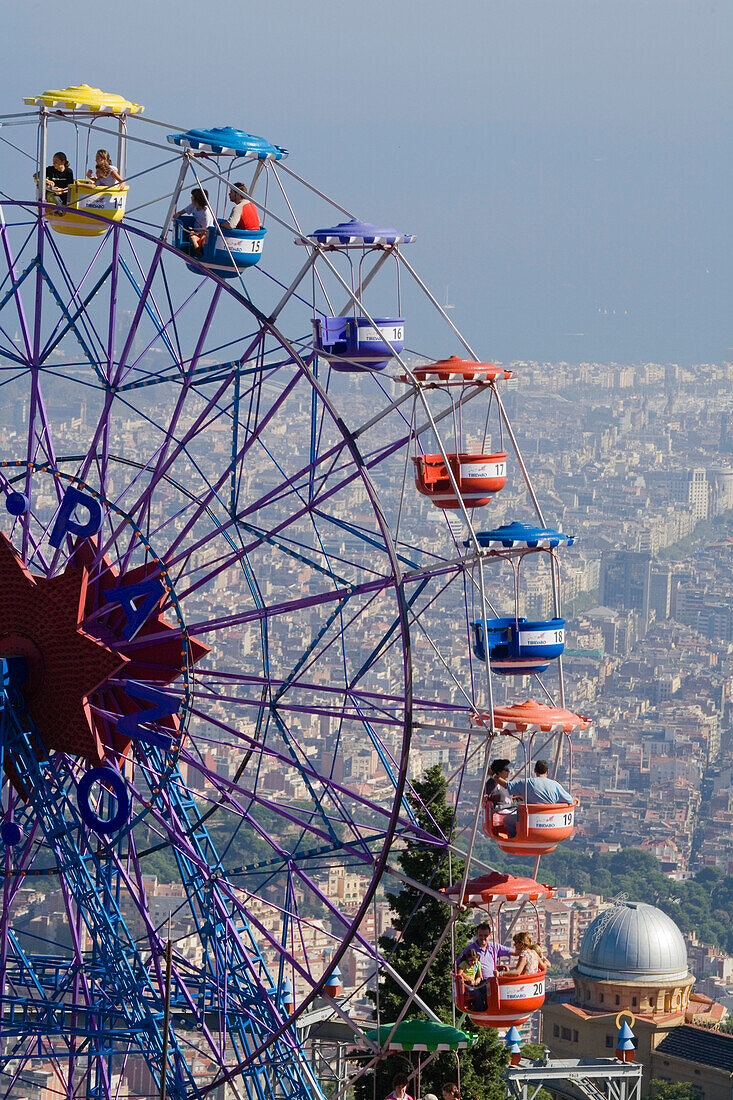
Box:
519 1042 546 1060
355 767 507 1100
648 1080 696 1100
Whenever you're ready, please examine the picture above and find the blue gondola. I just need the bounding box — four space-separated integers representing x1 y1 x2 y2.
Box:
174 216 266 278
312 315 405 371
166 126 286 277
471 616 566 674
306 219 413 371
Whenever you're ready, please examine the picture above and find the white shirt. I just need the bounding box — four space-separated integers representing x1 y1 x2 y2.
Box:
181 203 214 231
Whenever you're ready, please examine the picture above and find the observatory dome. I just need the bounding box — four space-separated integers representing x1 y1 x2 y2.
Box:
577 902 689 983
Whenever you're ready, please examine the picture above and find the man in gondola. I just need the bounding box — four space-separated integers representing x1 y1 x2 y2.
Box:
509 759 572 804
224 182 260 231
456 923 512 1010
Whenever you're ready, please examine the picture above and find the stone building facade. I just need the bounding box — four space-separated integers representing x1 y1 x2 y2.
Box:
542 901 732 1098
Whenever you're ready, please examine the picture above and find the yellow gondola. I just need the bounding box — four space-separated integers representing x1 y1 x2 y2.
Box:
46 181 129 237
24 84 142 238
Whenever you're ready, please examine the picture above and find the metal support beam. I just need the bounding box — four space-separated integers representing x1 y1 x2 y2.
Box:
506 1058 642 1100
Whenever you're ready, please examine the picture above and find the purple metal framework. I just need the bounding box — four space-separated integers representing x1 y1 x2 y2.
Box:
0 206 431 1100
0 92 577 1100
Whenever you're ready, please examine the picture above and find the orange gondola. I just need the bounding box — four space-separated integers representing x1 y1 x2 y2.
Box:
413 451 507 509
473 701 591 856
406 355 510 510
404 356 513 385
446 872 552 1029
453 966 547 1029
484 799 578 856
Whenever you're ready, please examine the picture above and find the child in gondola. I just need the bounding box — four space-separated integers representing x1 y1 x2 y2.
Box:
173 187 214 258
503 931 549 976
458 948 486 1010
87 149 124 187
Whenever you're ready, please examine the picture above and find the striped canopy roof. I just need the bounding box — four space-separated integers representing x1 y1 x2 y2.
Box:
167 127 287 160
468 522 576 549
23 85 143 114
304 219 415 246
365 1019 477 1051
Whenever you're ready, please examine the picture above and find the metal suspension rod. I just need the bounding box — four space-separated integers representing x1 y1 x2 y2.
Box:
395 250 479 360
275 161 357 219
302 244 484 551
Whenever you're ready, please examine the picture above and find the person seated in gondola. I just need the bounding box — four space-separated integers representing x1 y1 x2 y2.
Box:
457 948 485 1010
456 921 511 1013
86 149 124 187
501 931 549 977
34 151 73 211
509 759 573 805
224 181 260 230
484 758 518 837
174 187 215 258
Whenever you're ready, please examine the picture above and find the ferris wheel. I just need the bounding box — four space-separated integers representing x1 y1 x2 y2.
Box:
0 84 587 1100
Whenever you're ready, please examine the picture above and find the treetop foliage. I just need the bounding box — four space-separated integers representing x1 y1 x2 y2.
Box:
355 767 508 1100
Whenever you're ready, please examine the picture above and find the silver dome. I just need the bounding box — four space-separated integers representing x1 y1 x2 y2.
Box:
577 902 689 983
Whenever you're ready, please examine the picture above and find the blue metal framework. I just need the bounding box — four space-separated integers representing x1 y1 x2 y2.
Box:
0 654 325 1100
0 202 420 1100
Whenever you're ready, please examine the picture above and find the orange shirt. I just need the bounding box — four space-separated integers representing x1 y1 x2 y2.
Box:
227 199 260 231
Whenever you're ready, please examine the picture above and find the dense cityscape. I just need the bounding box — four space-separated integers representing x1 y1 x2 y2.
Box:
3 3 733 1095
3 352 731 1098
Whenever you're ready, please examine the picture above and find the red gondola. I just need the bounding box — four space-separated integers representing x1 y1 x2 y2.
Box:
413 451 507 509
473 701 590 856
406 356 510 510
453 966 547 1029
446 872 552 1029
484 798 578 856
405 356 513 385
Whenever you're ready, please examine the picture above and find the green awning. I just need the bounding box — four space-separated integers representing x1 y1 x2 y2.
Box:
364 1019 477 1051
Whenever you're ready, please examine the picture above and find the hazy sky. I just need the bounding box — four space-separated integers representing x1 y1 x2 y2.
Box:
2 0 732 364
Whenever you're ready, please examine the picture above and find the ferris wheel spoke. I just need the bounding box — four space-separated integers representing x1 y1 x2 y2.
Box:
119 240 181 366
131 281 231 484
113 239 166 384
149 570 394 639
161 474 360 597
193 668 408 725
171 714 431 851
130 776 349 1043
20 378 66 561
38 264 113 375
96 356 282 568
0 332 28 367
155 369 302 560
232 464 390 569
175 733 384 858
35 244 110 373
